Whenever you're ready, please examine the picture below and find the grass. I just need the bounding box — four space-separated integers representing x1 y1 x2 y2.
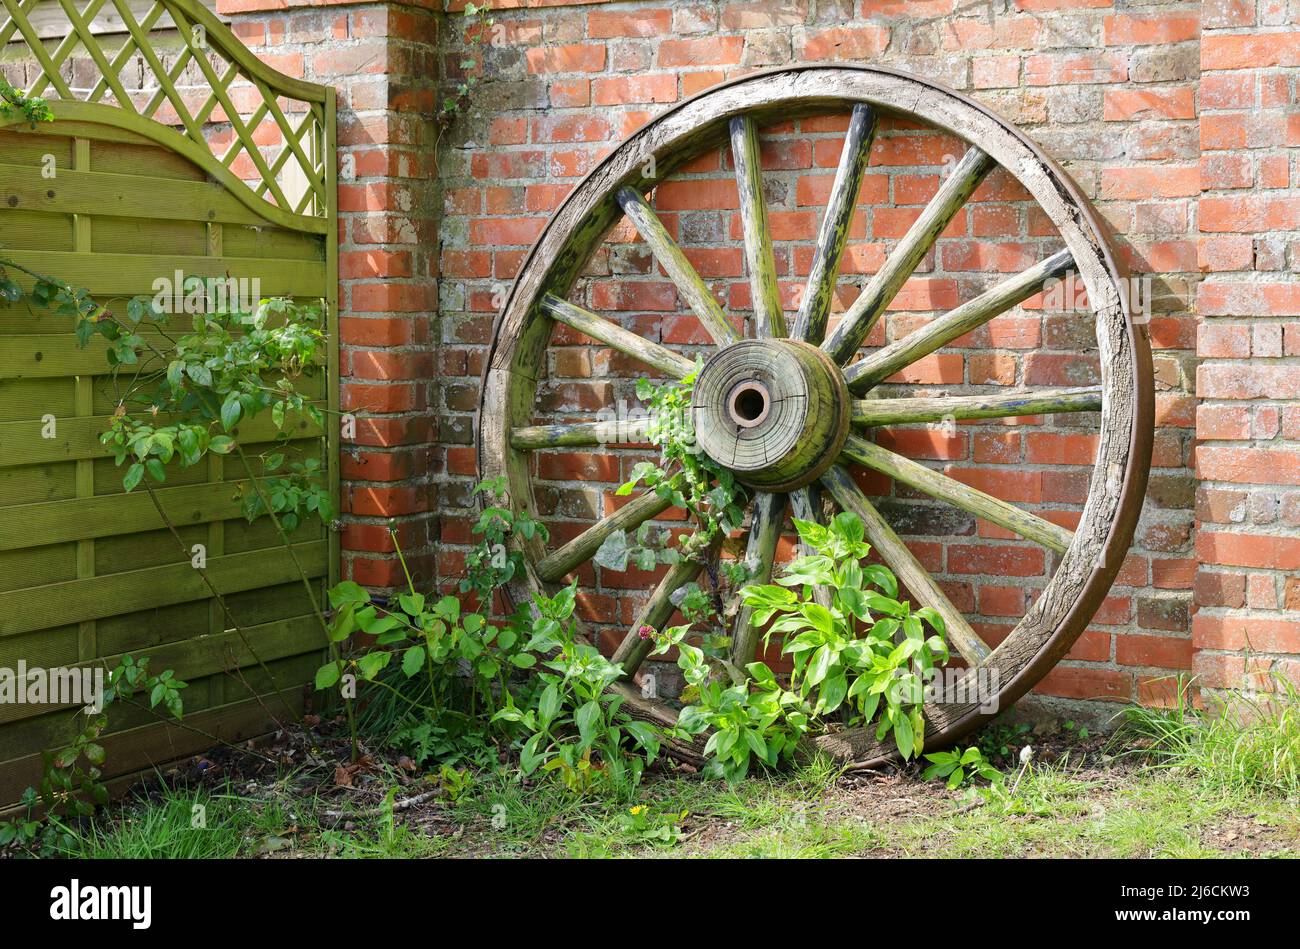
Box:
32 687 1300 860
1114 672 1300 797
49 759 1300 860
66 781 266 859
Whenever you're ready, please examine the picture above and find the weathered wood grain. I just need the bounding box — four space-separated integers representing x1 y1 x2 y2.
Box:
844 249 1074 392
617 186 740 346
824 146 995 364
792 103 877 345
730 491 788 666
840 434 1074 553
535 490 675 582
852 386 1102 427
540 293 695 379
789 484 833 609
729 115 786 339
511 417 652 450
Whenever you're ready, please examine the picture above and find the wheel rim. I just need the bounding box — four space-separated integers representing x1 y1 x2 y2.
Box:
477 66 1155 767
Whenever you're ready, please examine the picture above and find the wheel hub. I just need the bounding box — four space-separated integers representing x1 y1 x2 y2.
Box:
691 339 851 492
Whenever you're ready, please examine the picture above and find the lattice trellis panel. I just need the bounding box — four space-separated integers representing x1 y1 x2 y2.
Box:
1 0 328 217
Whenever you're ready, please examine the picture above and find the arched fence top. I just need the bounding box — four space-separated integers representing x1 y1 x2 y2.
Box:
1 0 333 226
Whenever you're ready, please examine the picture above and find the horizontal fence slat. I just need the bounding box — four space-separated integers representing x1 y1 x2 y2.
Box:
0 540 327 638
0 160 273 227
0 249 325 298
0 328 171 379
0 403 324 467
0 479 252 552
0 612 322 726
0 679 310 810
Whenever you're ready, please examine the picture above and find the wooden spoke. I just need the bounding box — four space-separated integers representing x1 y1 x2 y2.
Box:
730 116 785 339
511 418 652 451
617 186 740 346
844 249 1074 393
540 293 695 379
789 484 833 609
612 544 716 678
840 434 1073 553
730 491 788 666
792 103 877 345
535 490 674 583
823 146 996 365
820 465 991 666
852 386 1102 428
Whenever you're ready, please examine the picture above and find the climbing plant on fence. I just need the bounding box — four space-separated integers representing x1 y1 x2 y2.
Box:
0 0 339 808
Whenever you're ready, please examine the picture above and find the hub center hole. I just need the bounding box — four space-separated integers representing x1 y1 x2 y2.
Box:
728 381 770 428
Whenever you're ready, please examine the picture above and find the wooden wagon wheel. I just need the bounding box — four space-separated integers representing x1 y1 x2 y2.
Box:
477 66 1154 769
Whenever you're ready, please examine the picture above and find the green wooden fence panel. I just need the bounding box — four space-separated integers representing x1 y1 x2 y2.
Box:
0 0 340 807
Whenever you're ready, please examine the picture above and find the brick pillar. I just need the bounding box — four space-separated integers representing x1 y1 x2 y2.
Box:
218 0 443 592
1194 1 1300 691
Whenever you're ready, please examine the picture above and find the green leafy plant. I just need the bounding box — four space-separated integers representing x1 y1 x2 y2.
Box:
460 477 548 607
740 512 949 758
923 746 1002 789
492 583 661 794
616 803 688 847
1114 670 1300 797
651 512 950 781
594 520 680 572
437 2 495 136
977 720 1033 762
1062 719 1091 740
100 288 327 502
0 655 187 855
678 657 811 783
437 764 475 803
619 369 748 564
0 75 52 126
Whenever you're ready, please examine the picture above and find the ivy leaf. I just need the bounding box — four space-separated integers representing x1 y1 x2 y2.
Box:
187 363 212 387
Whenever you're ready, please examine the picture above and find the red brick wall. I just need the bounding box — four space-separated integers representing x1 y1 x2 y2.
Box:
215 0 1297 716
219 0 444 591
1195 0 1300 691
